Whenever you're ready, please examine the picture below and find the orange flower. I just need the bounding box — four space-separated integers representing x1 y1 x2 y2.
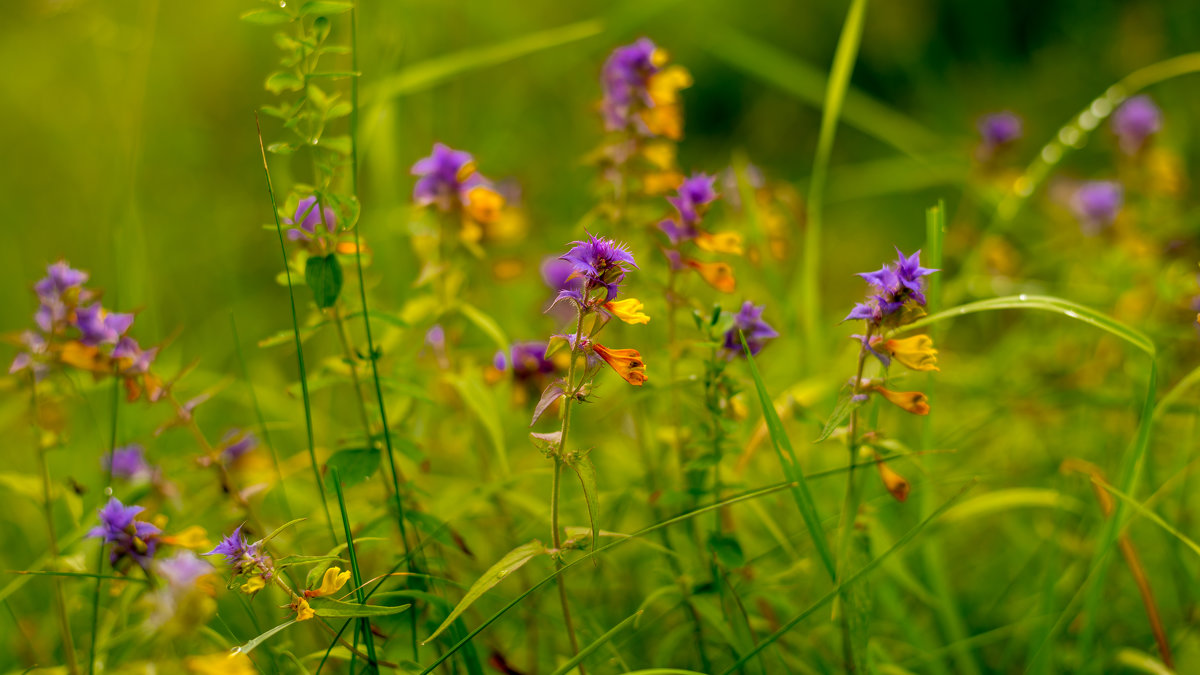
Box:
464 185 505 224
871 386 930 415
592 343 648 386
685 259 736 293
874 452 910 502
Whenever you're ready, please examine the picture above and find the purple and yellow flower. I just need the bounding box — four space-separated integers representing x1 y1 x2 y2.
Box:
204 525 273 580
146 551 216 630
1070 180 1123 234
88 496 161 569
721 301 779 358
601 38 661 133
844 248 938 324
1112 95 1161 155
285 196 337 242
112 336 157 375
560 233 637 303
411 143 501 215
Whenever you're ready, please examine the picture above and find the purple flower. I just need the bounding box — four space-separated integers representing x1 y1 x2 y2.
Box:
9 331 49 381
977 111 1023 149
205 525 272 577
146 552 213 629
845 249 938 324
495 342 556 380
411 143 482 211
285 196 337 241
88 497 160 568
103 444 153 481
722 302 779 358
112 337 157 374
219 429 257 464
668 173 718 226
1112 95 1161 155
75 304 134 346
601 38 659 132
560 233 638 303
1070 180 1124 234
34 261 88 299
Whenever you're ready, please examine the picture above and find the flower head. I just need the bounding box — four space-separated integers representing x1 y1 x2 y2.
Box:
75 304 134 347
601 38 661 132
305 566 352 598
285 196 337 242
1070 180 1123 234
844 249 938 324
881 335 939 372
34 261 89 300
411 143 483 212
112 336 157 375
104 444 154 481
88 496 161 568
1112 95 1161 155
977 111 1023 149
560 233 637 302
722 302 779 358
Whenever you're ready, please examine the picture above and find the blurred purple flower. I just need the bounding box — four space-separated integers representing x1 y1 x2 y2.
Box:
103 444 153 481
722 302 779 358
146 551 213 629
75 304 134 346
9 331 49 381
977 111 1023 149
601 38 659 132
495 342 555 380
668 173 718 226
411 143 482 211
113 337 157 374
1070 180 1123 234
205 525 272 577
34 261 88 299
285 196 337 241
88 496 160 568
1112 95 1161 155
219 429 258 464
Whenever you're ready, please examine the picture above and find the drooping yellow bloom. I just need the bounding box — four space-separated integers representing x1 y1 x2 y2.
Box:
294 597 315 621
882 335 939 372
604 298 651 325
695 231 744 255
464 185 505 225
686 259 736 293
871 386 930 415
306 566 353 598
241 576 265 594
162 525 211 551
874 452 910 502
185 652 256 675
592 343 648 386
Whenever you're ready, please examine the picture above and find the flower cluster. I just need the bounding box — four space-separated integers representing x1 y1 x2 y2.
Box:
845 248 938 326
204 525 275 593
88 497 162 570
10 261 163 401
659 173 740 293
601 37 691 140
411 142 505 229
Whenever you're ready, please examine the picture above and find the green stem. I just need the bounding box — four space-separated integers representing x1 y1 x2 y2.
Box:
87 374 120 675
835 329 871 673
31 384 80 675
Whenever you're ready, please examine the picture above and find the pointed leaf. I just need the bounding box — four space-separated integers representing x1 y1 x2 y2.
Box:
235 620 297 655
309 597 411 618
305 253 343 309
531 383 564 426
566 453 599 550
423 540 548 644
324 447 381 490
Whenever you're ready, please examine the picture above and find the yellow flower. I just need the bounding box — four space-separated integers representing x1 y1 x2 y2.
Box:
686 259 737 293
162 525 211 551
695 231 744 255
873 452 910 502
642 170 684 195
241 576 265 595
882 335 939 372
640 65 693 140
294 597 315 622
871 386 930 415
604 298 651 325
641 141 677 170
592 343 648 386
307 566 352 598
464 185 504 225
185 652 256 675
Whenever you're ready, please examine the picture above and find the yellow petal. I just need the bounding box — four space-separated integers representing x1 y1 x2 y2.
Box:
686 259 736 293
295 598 315 622
873 386 930 415
241 576 266 595
695 231 744 255
464 186 504 225
317 567 352 596
604 298 651 325
883 334 939 372
163 525 211 551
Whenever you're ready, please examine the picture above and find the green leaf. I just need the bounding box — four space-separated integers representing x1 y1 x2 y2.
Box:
235 620 297 655
814 389 864 443
309 597 411 618
318 135 352 155
738 331 837 581
895 294 1155 357
422 540 548 644
241 8 293 25
565 453 599 550
305 254 343 309
267 142 296 155
266 71 304 94
299 0 353 15
325 447 381 490
260 517 308 547
457 303 509 353
707 533 745 569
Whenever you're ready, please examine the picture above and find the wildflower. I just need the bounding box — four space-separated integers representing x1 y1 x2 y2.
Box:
844 249 937 325
604 298 651 325
695 231 743 255
600 38 661 132
75 304 134 347
204 525 273 579
305 566 352 598
88 497 161 569
880 335 939 372
112 336 157 374
103 444 154 481
592 343 648 386
669 174 718 226
9 331 49 381
495 342 556 380
869 385 930 415
1070 180 1123 234
34 261 89 299
640 64 692 139
294 597 315 621
411 143 483 212
976 111 1022 154
560 233 638 303
686 259 736 293
219 429 258 464
873 452 910 501
463 184 505 224
285 195 337 242
722 302 779 358
1112 95 1161 155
